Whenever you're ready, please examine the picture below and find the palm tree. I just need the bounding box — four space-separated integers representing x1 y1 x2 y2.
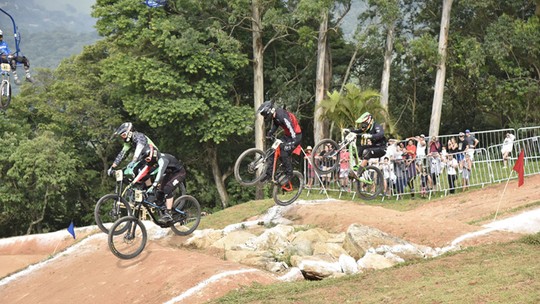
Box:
318 83 392 140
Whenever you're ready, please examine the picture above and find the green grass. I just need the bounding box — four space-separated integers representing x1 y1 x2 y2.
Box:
197 199 275 230
196 185 540 304
208 234 540 304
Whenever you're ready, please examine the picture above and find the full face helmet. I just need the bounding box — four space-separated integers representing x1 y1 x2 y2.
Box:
114 122 134 142
143 145 159 165
257 100 275 122
356 112 374 132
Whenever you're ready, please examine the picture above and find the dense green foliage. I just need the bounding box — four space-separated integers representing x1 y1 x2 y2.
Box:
0 0 538 237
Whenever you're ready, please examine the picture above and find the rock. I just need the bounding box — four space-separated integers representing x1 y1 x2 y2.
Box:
312 242 348 259
357 251 398 270
339 254 359 274
211 230 257 250
290 255 342 280
278 267 305 282
342 224 410 260
244 224 295 251
183 229 223 249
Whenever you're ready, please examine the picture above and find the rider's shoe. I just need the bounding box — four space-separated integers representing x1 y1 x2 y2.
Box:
25 73 34 83
13 74 21 85
279 173 293 186
259 172 271 183
159 210 173 223
358 171 373 184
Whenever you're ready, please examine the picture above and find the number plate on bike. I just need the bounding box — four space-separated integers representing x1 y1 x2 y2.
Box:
115 170 123 182
134 190 144 202
271 139 282 149
0 63 10 72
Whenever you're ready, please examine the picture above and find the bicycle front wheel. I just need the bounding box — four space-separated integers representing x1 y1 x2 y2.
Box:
311 139 340 175
0 80 11 110
170 195 201 236
108 216 147 259
94 193 132 234
273 171 304 206
234 148 266 186
355 165 384 200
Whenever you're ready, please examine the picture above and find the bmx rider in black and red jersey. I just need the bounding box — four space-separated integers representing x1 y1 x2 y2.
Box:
257 100 302 184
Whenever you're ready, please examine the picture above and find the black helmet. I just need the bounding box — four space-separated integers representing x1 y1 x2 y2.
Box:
114 122 134 142
257 100 275 122
142 145 159 164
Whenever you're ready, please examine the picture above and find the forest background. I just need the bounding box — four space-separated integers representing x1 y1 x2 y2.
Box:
0 0 538 237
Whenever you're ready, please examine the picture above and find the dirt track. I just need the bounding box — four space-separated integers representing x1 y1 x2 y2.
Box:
0 175 538 304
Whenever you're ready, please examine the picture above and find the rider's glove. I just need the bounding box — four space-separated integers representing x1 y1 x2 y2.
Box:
342 128 350 133
107 166 114 177
146 185 155 195
361 133 372 139
266 132 274 140
127 161 137 170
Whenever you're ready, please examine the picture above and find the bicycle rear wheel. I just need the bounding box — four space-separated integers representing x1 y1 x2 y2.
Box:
273 170 304 206
170 195 201 236
311 139 340 175
355 165 384 200
0 80 11 110
108 216 147 259
234 148 266 186
94 193 132 234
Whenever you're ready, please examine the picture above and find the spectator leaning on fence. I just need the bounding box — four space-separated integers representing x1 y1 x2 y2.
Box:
501 133 516 169
464 129 479 161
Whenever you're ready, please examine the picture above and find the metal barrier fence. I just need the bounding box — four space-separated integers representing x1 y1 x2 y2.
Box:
301 129 540 201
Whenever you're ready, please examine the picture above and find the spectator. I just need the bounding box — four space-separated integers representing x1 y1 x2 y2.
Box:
403 145 417 199
429 152 442 191
385 139 399 160
405 139 417 160
428 136 442 156
447 154 458 194
456 132 467 163
461 153 472 191
464 129 479 161
393 154 407 198
501 133 516 169
415 134 427 162
381 156 394 198
447 137 458 154
440 146 448 170
339 148 350 192
419 165 431 198
304 146 314 188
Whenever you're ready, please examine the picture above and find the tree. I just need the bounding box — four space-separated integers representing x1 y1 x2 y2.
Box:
319 83 388 138
1 131 79 235
93 0 253 208
428 0 453 137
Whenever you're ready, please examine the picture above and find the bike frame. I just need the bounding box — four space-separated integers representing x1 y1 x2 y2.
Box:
130 189 187 228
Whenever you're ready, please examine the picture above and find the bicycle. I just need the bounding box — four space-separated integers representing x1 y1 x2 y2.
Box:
234 137 304 206
311 129 384 200
0 62 12 110
94 162 186 234
108 186 202 259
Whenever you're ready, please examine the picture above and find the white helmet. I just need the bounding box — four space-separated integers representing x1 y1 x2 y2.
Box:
0 30 3 36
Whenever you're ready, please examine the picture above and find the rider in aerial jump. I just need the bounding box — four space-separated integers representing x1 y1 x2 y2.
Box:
257 100 302 184
0 29 33 84
349 112 387 177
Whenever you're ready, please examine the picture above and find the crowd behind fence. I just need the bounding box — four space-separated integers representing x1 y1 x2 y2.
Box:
301 126 540 200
